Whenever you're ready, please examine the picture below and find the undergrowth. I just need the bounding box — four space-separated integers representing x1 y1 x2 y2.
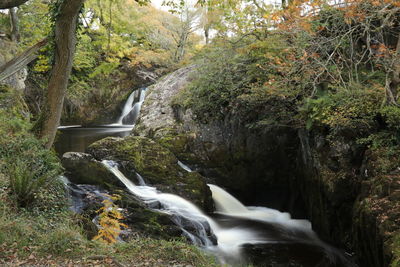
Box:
0 86 219 266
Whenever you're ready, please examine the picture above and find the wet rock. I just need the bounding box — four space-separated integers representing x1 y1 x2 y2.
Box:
62 152 121 187
117 192 184 240
65 182 186 241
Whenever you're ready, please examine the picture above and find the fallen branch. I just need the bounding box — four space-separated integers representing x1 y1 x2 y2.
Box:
0 38 47 82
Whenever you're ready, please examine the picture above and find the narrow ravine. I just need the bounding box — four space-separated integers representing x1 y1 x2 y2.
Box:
101 160 356 266
57 86 356 266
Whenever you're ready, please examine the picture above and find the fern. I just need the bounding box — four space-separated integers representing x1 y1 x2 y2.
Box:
6 158 57 207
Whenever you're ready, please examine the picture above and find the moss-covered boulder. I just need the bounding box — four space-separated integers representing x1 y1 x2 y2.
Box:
117 192 184 240
86 136 213 212
62 152 121 188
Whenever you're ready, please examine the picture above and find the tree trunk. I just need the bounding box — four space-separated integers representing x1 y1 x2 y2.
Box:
97 0 104 24
386 34 400 105
0 0 29 9
9 7 20 42
204 26 209 44
39 0 85 148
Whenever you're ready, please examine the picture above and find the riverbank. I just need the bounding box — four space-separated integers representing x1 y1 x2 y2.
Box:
0 85 218 267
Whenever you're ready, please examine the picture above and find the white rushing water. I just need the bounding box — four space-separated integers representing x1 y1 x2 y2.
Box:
57 125 82 129
177 160 193 172
116 88 147 125
101 160 331 264
208 184 312 230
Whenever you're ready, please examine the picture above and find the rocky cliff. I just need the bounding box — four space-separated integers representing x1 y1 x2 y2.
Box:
134 66 400 267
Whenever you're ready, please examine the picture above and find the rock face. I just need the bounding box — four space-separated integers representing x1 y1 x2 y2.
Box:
298 130 400 267
134 65 197 137
133 66 399 267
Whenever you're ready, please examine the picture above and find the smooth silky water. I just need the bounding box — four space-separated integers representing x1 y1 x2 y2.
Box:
55 88 147 156
56 88 356 266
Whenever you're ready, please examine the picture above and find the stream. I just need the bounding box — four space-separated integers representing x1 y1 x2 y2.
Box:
55 88 356 267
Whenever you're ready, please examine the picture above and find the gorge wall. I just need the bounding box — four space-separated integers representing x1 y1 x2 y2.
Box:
133 67 399 267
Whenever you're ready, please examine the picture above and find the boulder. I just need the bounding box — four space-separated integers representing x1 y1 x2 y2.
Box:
86 136 213 212
62 152 120 187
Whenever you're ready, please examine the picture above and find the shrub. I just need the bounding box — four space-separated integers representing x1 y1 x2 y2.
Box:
381 106 400 131
301 87 383 135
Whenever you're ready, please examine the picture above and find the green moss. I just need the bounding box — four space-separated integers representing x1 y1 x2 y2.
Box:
391 234 400 267
157 132 194 159
114 136 178 183
88 136 213 211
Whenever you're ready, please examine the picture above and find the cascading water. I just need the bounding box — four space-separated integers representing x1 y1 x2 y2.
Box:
116 88 147 125
117 91 136 124
208 184 312 230
101 160 356 266
56 88 147 156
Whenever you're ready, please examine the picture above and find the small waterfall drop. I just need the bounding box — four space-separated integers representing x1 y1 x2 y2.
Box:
208 184 249 214
177 160 193 172
208 184 311 229
101 160 216 247
117 91 135 124
116 88 147 125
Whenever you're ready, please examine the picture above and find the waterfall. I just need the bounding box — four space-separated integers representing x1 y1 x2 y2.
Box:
117 91 135 124
208 184 311 230
101 160 216 247
208 184 249 214
100 160 348 265
101 161 265 252
116 88 147 125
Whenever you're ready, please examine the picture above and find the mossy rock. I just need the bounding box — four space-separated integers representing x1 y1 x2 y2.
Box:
71 213 98 240
117 192 183 240
62 152 122 188
87 136 213 212
157 132 200 164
